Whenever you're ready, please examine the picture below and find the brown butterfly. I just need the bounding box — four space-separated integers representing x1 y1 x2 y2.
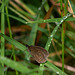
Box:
26 45 49 63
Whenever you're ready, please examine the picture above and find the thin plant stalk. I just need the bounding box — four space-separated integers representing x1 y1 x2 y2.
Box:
60 0 64 71
62 0 68 71
0 0 5 75
62 22 65 71
5 6 18 75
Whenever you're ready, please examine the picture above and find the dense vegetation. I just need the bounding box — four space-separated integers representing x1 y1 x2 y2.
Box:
0 0 75 75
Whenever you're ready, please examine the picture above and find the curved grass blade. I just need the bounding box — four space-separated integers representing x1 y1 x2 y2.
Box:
0 33 26 52
45 13 72 51
40 13 72 75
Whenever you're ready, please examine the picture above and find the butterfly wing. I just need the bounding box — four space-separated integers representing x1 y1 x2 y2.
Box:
35 46 49 58
27 46 49 63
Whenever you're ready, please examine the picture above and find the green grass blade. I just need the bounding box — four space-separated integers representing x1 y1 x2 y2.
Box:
65 49 75 58
0 56 29 73
0 12 49 35
54 38 75 58
39 13 72 75
5 6 19 75
45 13 72 51
8 6 30 22
27 23 38 45
66 31 75 41
45 61 67 75
0 0 9 11
69 0 75 14
0 33 26 52
0 0 5 75
27 17 75 24
0 12 75 24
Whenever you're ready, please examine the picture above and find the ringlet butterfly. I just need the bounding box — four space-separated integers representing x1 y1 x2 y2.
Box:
26 44 49 63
